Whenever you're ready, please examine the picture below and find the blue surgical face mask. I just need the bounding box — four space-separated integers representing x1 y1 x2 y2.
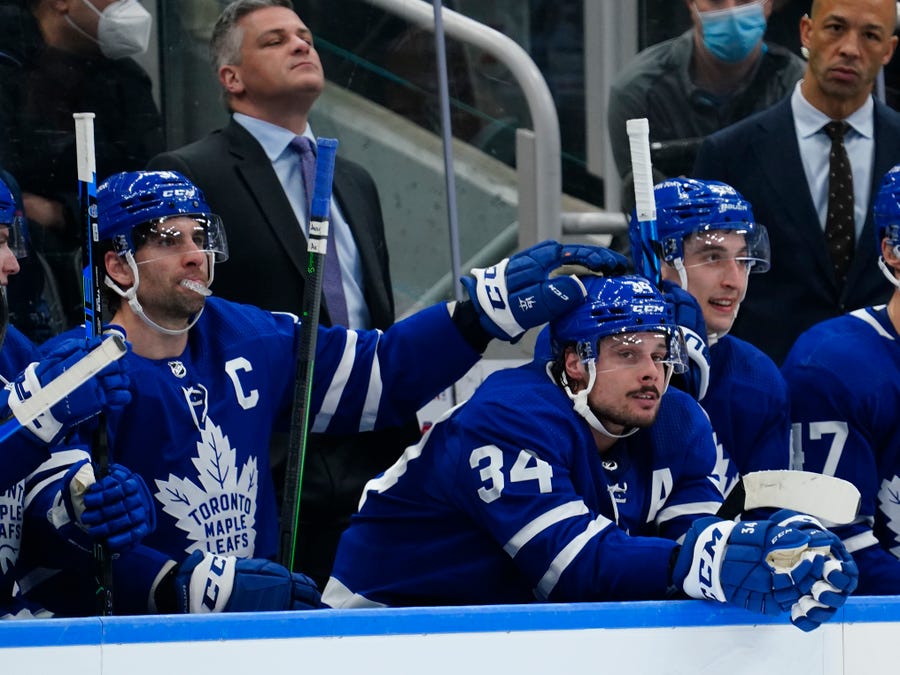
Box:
696 1 768 63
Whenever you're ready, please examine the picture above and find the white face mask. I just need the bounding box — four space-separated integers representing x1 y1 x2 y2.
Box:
65 0 152 60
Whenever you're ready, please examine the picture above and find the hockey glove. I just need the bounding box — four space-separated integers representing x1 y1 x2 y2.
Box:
460 240 628 342
7 335 131 445
62 459 156 552
172 551 322 613
672 516 823 617
768 510 859 632
661 280 710 401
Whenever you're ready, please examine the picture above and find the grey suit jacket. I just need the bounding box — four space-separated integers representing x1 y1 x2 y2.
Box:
693 95 900 364
147 118 395 329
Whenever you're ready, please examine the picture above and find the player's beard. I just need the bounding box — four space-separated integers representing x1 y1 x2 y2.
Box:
139 276 208 330
593 387 661 431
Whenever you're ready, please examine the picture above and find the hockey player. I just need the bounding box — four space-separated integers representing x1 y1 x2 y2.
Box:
782 163 900 594
0 172 154 617
19 170 628 615
323 275 857 632
631 177 790 497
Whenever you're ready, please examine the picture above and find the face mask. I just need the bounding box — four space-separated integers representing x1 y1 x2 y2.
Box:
696 1 767 63
65 0 152 60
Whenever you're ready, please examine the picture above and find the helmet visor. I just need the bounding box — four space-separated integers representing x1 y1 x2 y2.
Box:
1 215 28 259
679 226 770 274
580 329 688 376
128 215 229 263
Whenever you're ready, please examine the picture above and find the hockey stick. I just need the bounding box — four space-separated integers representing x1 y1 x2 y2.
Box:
717 470 861 525
626 118 661 286
74 112 113 615
278 137 339 570
0 334 126 442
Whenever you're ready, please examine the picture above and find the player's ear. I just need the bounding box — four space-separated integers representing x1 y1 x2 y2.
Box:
563 348 588 391
105 250 134 287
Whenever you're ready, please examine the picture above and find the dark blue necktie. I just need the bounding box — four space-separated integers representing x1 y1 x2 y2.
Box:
823 121 855 287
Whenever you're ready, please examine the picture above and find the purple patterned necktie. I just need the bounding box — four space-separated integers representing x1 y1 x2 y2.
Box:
291 136 349 327
823 121 855 287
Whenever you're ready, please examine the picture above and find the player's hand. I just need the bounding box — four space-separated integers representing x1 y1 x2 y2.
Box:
172 552 322 613
65 460 156 552
768 510 858 632
672 516 831 619
661 280 710 401
460 240 628 342
7 335 131 445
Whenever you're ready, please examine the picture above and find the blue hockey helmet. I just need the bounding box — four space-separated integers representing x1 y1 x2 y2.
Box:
631 177 770 273
549 274 687 373
97 170 228 261
874 164 900 288
0 174 28 259
874 164 900 252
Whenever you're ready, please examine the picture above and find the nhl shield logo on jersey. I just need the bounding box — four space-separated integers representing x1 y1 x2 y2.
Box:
169 360 187 378
154 417 259 558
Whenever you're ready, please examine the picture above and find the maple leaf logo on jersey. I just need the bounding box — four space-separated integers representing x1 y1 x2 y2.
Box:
154 418 258 558
0 481 23 575
707 431 737 498
877 476 900 559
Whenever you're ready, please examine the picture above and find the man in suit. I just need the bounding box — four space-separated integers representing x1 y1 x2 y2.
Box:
693 0 900 365
147 0 408 587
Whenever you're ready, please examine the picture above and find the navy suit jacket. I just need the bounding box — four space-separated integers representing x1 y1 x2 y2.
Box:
147 118 395 329
693 95 900 364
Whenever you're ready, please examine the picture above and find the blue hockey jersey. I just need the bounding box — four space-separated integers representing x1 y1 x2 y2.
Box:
781 306 900 594
323 359 723 608
0 325 45 491
703 334 790 497
20 297 481 615
0 325 44 616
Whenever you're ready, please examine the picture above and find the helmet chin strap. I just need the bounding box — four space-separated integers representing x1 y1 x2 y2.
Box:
105 252 208 336
878 250 900 290
552 360 639 440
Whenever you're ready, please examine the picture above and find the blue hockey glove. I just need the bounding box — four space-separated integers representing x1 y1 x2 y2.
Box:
7 335 131 445
672 516 822 617
62 459 156 552
173 551 322 613
661 280 710 401
768 510 859 632
460 240 628 342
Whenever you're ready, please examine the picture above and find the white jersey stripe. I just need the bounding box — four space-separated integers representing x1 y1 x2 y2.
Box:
842 530 879 553
312 330 358 432
321 576 386 608
851 306 895 340
359 329 384 432
504 501 589 557
656 500 722 525
536 515 611 600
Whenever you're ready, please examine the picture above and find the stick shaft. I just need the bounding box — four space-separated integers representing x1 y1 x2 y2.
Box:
279 137 339 570
626 118 661 285
74 112 113 616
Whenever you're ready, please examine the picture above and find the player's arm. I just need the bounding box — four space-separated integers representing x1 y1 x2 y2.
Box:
23 447 154 555
782 355 899 594
450 401 677 602
306 241 629 434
